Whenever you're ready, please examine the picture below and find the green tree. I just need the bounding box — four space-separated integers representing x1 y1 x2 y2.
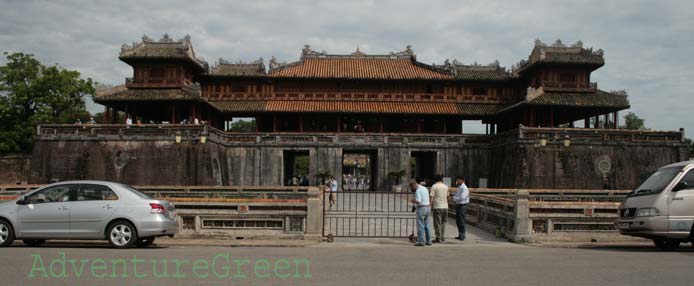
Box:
0 52 94 154
229 119 256 132
623 112 646 130
685 138 694 159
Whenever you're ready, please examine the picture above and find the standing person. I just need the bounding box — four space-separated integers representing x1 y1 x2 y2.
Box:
453 177 470 241
409 179 432 246
430 175 449 243
299 175 309 186
328 176 338 207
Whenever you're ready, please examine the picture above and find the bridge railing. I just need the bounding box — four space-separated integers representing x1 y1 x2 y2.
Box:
448 188 629 242
0 184 323 240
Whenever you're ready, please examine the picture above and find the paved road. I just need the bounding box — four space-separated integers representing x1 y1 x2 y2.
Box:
1 240 693 285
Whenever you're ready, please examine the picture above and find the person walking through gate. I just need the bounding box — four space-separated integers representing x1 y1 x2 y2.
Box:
328 176 338 207
453 176 470 241
430 175 449 243
410 179 432 246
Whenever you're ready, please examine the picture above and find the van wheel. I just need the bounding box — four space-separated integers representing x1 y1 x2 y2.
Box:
653 238 680 251
107 221 138 248
23 239 46 247
0 220 14 247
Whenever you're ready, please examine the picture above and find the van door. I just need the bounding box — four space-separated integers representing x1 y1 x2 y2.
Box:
668 169 694 234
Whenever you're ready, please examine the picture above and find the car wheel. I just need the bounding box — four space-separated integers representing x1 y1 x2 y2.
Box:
0 220 14 247
23 239 46 247
108 221 138 248
653 238 681 251
135 237 155 247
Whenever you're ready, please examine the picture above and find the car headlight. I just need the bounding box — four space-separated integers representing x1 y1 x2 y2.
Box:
636 207 660 217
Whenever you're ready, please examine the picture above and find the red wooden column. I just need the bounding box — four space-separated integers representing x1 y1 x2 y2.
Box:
170 103 176 124
299 116 303 133
549 110 555 127
603 114 609 129
272 114 277 132
104 107 111 124
379 118 384 133
584 118 590 128
417 119 422 134
442 118 447 134
337 117 341 133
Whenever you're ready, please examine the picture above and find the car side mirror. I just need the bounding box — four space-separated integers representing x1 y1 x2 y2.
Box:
673 181 689 192
16 196 28 205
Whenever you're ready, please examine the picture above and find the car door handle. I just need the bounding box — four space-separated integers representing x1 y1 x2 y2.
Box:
59 206 69 211
673 197 684 201
103 205 113 210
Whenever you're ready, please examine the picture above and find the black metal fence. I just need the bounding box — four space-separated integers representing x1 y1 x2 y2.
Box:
323 191 417 238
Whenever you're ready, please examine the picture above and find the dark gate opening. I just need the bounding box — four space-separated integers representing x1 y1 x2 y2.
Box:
342 150 377 191
283 150 310 186
411 151 437 186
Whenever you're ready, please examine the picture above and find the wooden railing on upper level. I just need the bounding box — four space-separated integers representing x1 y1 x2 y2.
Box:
202 91 516 104
541 81 597 92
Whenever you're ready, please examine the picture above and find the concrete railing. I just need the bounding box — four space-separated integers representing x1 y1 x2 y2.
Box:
448 188 629 242
0 185 323 240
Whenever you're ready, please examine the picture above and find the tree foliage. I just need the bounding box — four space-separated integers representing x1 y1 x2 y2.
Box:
0 52 94 154
623 112 646 130
229 119 256 132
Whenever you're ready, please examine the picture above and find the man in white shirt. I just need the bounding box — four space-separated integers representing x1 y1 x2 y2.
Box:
453 177 470 241
409 179 432 246
429 175 449 243
328 176 338 207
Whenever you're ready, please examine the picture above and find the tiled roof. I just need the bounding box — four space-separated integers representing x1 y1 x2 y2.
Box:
527 90 629 108
269 58 453 80
119 34 206 70
452 63 511 81
208 100 502 116
94 84 202 102
513 39 604 75
209 58 265 77
267 46 453 80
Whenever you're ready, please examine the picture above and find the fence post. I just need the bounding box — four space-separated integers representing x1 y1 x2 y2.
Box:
304 187 323 241
510 189 532 243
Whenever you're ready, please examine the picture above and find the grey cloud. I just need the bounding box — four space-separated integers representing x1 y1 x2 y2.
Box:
1 0 692 133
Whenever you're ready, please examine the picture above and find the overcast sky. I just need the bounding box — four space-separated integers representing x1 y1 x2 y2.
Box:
1 0 692 133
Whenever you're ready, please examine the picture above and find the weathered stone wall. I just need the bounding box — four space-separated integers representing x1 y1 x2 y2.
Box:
28 125 688 190
489 141 689 190
28 138 492 189
0 155 31 184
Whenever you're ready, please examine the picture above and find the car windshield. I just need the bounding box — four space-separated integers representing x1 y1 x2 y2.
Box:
631 166 683 196
120 184 152 199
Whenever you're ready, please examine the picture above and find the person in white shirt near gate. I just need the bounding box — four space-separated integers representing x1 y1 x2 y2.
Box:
453 176 470 241
429 175 449 243
410 179 432 246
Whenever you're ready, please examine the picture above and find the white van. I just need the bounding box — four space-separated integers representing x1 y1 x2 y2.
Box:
615 160 694 250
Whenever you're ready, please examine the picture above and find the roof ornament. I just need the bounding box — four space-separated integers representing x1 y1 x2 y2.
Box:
142 35 154 43
571 40 583 48
534 38 545 47
269 56 288 69
351 46 366 57
551 39 566 48
180 34 191 44
160 34 173 42
301 45 326 58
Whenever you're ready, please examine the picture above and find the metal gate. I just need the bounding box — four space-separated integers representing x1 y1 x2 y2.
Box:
323 191 417 240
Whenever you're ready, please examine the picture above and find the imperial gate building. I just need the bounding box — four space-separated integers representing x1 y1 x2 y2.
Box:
29 35 688 190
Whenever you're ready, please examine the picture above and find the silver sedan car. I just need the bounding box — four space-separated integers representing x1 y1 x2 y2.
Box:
0 181 177 248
